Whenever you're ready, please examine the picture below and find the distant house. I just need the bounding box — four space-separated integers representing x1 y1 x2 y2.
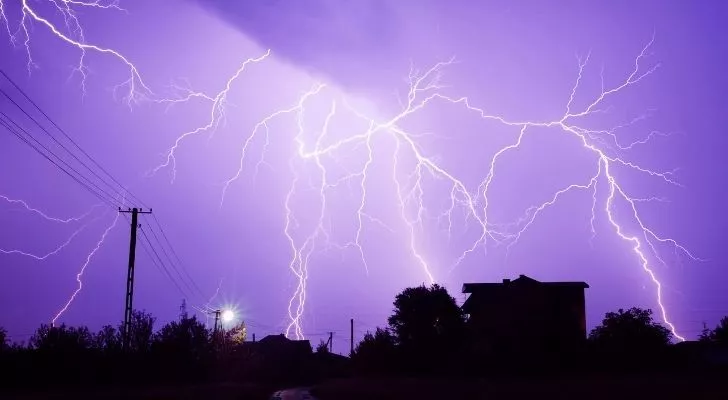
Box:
462 274 589 354
254 334 312 360
229 334 313 381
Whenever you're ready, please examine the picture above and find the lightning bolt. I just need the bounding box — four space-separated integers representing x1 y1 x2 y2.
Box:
0 218 96 260
158 36 698 341
1 0 150 103
0 2 142 328
1 193 101 223
0 195 103 259
150 50 272 182
206 277 224 306
203 277 223 327
51 210 119 325
2 3 698 341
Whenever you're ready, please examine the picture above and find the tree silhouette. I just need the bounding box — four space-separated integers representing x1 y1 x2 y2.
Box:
589 307 672 351
699 316 728 344
123 309 155 353
386 284 465 373
699 324 713 342
154 315 211 358
316 340 330 354
354 328 395 357
94 324 121 353
388 284 465 347
0 327 7 351
713 317 728 343
224 321 247 346
352 328 397 374
30 324 93 353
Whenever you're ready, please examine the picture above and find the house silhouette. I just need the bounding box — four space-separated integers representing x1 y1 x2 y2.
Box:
254 334 312 360
462 274 589 356
227 334 312 382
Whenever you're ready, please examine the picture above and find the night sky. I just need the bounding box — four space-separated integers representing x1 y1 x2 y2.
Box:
1 0 727 353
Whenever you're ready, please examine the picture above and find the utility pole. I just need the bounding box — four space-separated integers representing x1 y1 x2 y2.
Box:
179 299 187 320
327 332 333 353
213 309 221 335
350 318 354 356
206 309 222 351
119 207 151 351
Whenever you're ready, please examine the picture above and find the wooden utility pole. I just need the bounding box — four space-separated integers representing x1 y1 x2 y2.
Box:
119 207 151 351
350 318 354 356
213 309 221 335
206 309 223 350
327 332 333 352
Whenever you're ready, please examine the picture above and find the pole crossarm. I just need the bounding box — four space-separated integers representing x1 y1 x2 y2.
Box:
119 207 152 351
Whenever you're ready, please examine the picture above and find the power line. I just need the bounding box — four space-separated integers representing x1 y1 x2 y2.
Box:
147 215 206 298
0 113 121 207
0 88 127 204
1 69 208 322
144 220 205 302
122 214 201 309
151 214 205 297
136 224 209 311
1 70 148 207
0 72 147 207
136 224 195 302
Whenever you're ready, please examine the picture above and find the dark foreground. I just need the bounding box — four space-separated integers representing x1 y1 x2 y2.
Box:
311 375 728 400
0 383 272 400
3 375 728 400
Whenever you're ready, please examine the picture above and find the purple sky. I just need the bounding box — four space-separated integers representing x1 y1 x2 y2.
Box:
1 0 727 353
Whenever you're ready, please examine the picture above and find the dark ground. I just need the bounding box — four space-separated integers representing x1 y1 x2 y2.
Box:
4 375 727 400
310 375 728 400
0 382 273 400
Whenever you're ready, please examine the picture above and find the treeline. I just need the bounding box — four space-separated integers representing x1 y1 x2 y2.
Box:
348 284 728 377
2 284 728 391
0 310 247 389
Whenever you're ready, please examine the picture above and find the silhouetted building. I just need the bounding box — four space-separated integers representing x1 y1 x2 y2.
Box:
251 334 312 361
462 274 589 355
229 334 313 382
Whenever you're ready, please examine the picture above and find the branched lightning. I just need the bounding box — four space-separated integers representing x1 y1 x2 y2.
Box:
150 50 272 182
157 35 699 341
51 211 119 325
0 0 150 103
0 195 103 259
1 218 94 260
1 2 699 342
1 193 101 223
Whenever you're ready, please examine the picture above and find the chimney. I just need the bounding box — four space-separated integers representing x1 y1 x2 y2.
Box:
502 278 511 284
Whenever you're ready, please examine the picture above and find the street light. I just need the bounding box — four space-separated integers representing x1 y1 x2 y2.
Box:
222 309 235 324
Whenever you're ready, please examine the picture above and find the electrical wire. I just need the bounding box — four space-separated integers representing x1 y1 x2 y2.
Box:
0 71 209 316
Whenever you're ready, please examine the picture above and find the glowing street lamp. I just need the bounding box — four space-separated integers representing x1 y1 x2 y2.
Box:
222 309 235 324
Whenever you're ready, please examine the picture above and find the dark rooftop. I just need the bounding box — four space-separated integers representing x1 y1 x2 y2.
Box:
462 274 589 293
